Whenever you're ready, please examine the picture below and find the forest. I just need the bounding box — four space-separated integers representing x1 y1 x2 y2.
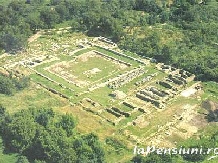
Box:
0 0 218 82
0 106 105 163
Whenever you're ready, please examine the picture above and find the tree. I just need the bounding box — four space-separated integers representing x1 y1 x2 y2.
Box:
40 7 60 28
0 107 106 162
55 4 70 21
0 104 6 118
57 114 75 136
160 11 169 23
70 19 81 32
33 160 46 163
8 1 27 15
178 138 212 162
0 75 14 95
82 11 100 30
132 153 172 163
13 76 30 91
147 14 157 25
119 0 136 10
50 0 63 6
154 45 171 63
35 108 55 127
0 104 6 134
26 12 42 32
82 133 105 162
135 0 162 14
16 156 29 163
3 113 37 153
0 27 28 52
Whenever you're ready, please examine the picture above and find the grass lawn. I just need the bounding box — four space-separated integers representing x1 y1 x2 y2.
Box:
202 81 218 101
30 74 75 97
0 83 68 113
94 47 140 67
48 54 128 83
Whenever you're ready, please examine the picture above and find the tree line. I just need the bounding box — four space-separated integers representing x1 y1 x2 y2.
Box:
0 106 105 163
0 0 217 80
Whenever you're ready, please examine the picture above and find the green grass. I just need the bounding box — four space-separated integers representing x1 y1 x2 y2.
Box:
58 54 75 61
153 82 169 91
0 138 18 163
62 56 126 83
101 111 118 122
2 30 214 163
202 81 218 101
73 48 93 56
32 47 138 100
118 111 142 127
34 66 81 92
104 145 133 163
30 74 74 97
0 145 18 163
122 50 143 58
93 47 140 67
34 47 132 81
0 83 68 113
118 67 165 94
118 104 134 112
54 20 72 28
82 87 114 106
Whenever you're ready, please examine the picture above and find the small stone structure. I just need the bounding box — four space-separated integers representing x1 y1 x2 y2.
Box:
108 67 145 89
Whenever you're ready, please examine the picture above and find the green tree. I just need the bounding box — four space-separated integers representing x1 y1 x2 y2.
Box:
0 104 6 134
0 107 105 162
4 113 37 153
57 114 75 136
40 7 60 28
155 45 171 63
132 153 172 163
178 138 212 162
26 12 42 32
70 19 81 32
16 155 29 163
0 104 6 118
0 75 14 95
13 76 30 91
55 4 70 21
36 108 54 126
160 11 169 23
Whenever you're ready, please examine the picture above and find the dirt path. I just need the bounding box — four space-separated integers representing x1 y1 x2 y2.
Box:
28 31 42 43
181 82 201 97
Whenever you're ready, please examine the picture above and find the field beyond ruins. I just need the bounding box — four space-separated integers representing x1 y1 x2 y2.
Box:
0 30 213 162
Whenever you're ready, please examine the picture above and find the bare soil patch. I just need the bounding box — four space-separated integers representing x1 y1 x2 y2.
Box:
181 88 197 97
28 31 42 43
